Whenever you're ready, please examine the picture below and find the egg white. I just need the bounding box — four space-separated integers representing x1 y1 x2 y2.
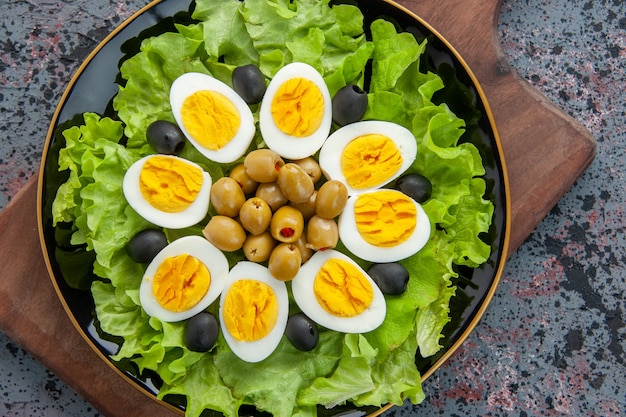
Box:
139 235 229 322
259 62 332 160
219 262 289 363
318 120 418 195
123 154 212 229
291 250 386 333
338 190 431 263
170 72 256 163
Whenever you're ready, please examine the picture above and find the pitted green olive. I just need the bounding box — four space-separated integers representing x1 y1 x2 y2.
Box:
244 149 285 183
293 233 314 264
255 182 288 211
290 190 317 221
306 215 338 251
270 206 304 243
239 197 272 235
202 216 246 252
293 157 322 183
210 177 246 217
243 231 276 263
268 243 301 281
277 163 315 204
229 163 258 195
315 180 348 219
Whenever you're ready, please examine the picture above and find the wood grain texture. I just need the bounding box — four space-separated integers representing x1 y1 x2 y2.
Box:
0 176 179 417
394 0 596 252
0 0 595 415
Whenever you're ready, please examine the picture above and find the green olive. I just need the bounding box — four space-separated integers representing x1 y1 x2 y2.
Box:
289 190 317 221
315 180 348 219
293 233 314 264
268 243 301 281
255 182 288 211
210 177 246 217
244 149 285 183
239 197 272 235
243 231 276 263
202 216 246 252
294 157 322 183
229 163 258 195
270 206 304 243
306 215 338 251
277 163 315 204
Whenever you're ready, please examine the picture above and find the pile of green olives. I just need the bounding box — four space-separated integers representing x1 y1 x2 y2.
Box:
202 148 348 281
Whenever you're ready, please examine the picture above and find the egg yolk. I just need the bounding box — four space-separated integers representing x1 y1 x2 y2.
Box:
152 254 211 312
222 280 278 342
340 134 403 189
181 90 241 150
354 190 417 247
139 156 203 213
271 78 324 137
314 258 373 317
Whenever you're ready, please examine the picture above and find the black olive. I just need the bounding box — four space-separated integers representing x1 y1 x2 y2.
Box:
146 120 186 155
395 173 432 203
285 313 319 351
232 64 266 104
368 263 409 295
184 312 219 352
126 229 168 263
331 84 368 126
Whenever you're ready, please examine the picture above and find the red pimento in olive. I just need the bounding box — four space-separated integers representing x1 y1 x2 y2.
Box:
270 206 304 243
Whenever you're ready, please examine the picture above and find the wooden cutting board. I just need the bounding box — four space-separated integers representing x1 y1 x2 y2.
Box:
0 0 595 416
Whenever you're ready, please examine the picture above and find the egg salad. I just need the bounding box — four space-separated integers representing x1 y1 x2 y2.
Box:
50 0 496 416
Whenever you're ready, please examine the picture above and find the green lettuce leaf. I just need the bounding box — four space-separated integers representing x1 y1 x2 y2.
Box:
298 334 377 408
157 353 241 417
214 331 344 417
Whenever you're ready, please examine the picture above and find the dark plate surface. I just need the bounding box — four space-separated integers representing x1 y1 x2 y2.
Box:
38 0 510 415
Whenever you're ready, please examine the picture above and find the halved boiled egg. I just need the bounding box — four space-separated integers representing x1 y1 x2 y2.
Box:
259 62 332 160
291 250 386 333
170 72 256 163
318 120 417 195
139 235 229 322
338 189 430 263
219 262 289 363
123 154 212 229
